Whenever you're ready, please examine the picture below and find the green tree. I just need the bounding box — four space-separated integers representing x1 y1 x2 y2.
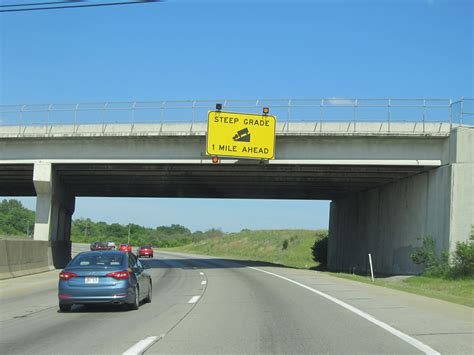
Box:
311 234 329 267
0 199 35 237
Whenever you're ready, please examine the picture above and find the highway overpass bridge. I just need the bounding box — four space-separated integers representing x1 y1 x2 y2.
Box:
0 99 472 274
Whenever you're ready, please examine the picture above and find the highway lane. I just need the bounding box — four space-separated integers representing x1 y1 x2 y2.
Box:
0 253 206 354
1 250 473 354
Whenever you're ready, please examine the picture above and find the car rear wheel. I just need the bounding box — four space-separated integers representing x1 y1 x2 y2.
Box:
59 303 72 312
128 286 140 310
144 282 152 303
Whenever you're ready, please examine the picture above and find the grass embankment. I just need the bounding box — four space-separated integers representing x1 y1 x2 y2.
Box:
330 273 474 307
170 229 327 269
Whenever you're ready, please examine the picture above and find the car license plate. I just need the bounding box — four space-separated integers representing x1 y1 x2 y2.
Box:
85 277 99 284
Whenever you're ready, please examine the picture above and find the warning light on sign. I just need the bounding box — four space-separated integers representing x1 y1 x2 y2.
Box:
211 156 220 164
216 103 222 111
263 107 269 115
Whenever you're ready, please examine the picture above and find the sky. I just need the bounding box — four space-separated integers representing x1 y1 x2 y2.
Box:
0 0 473 232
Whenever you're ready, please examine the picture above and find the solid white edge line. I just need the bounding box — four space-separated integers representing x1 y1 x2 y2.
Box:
188 295 200 304
248 266 440 355
122 336 159 355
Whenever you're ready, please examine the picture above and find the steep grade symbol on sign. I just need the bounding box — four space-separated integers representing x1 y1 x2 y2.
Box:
233 128 251 142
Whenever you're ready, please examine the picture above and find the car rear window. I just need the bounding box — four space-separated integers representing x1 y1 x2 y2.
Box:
70 253 124 267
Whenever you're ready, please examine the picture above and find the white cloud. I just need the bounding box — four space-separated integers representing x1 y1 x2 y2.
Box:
327 98 355 106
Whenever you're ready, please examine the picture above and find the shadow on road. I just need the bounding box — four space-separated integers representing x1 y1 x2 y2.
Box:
140 256 294 270
57 301 153 314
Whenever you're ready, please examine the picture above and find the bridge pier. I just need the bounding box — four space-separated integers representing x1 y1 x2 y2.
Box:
33 162 75 268
328 127 473 275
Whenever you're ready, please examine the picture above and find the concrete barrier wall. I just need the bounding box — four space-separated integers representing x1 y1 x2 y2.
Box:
0 239 53 280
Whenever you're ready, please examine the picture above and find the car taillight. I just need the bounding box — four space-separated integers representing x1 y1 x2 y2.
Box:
106 271 129 280
59 271 77 280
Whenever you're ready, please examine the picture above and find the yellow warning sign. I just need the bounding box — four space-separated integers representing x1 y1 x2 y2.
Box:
206 111 276 159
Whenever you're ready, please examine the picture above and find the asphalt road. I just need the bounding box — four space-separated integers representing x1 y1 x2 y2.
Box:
0 248 472 355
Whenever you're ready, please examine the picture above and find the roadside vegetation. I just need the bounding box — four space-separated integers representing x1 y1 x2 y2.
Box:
171 229 328 269
71 218 224 247
0 199 35 238
330 231 474 307
410 233 474 279
0 199 222 247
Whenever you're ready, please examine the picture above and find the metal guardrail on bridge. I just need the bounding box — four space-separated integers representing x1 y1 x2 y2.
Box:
0 98 472 135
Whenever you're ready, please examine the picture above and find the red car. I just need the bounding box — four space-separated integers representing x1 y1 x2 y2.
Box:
119 244 132 252
90 242 110 251
137 245 154 258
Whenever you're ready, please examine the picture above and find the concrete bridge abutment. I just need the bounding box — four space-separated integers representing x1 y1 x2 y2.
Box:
33 162 75 268
328 127 474 275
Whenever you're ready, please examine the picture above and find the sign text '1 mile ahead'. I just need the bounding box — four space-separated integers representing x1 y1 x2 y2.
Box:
206 111 276 160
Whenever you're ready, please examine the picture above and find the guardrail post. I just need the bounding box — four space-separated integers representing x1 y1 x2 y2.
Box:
160 101 165 125
353 99 358 132
73 104 79 134
102 102 108 134
19 105 25 136
131 101 136 133
287 99 292 125
387 98 391 132
422 99 426 133
320 99 324 133
191 100 196 132
449 98 452 130
47 104 53 135
460 97 464 126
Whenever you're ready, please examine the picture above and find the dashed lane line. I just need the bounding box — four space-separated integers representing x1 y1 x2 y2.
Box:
188 296 200 304
122 336 160 355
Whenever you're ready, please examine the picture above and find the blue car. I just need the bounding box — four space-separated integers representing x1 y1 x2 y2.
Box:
58 251 152 312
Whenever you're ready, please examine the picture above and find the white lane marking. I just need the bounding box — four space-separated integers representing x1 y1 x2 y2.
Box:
248 267 440 355
188 295 200 304
201 280 207 285
199 272 204 275
122 336 159 355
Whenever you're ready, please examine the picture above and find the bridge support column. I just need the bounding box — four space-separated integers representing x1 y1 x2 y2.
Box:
328 127 473 275
33 162 75 268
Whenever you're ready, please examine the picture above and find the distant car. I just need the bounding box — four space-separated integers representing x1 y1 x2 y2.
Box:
137 245 153 258
119 244 132 252
106 241 116 250
90 242 109 251
58 251 152 312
